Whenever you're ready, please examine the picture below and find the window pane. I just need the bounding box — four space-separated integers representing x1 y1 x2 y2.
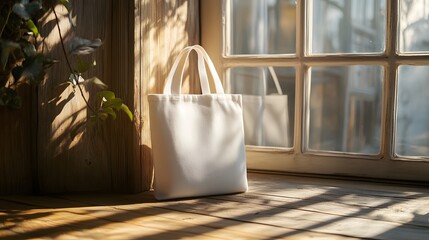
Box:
398 0 429 54
307 66 383 154
227 0 296 55
395 66 429 157
308 0 386 54
228 67 295 148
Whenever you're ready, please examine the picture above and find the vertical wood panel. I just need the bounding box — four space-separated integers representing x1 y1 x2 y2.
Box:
37 0 139 193
37 1 111 193
110 0 142 193
136 0 200 190
0 86 34 195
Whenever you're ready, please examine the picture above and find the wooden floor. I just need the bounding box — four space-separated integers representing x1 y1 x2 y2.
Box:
1 173 429 240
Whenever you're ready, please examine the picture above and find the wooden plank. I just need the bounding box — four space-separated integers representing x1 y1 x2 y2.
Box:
0 85 33 195
0 195 351 240
157 196 429 240
213 192 429 228
59 194 356 240
0 196 220 240
109 0 143 193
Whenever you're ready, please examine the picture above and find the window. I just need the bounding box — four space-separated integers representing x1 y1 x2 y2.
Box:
201 0 429 181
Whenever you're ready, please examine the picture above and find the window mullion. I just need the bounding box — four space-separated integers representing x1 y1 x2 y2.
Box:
385 0 398 161
296 0 306 154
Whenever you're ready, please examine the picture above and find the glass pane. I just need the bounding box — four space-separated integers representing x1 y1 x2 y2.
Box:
395 66 429 157
308 0 386 54
228 67 295 148
307 66 383 154
398 0 429 54
227 0 296 55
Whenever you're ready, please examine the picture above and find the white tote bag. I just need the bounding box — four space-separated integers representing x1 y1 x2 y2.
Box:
242 67 290 147
148 45 248 200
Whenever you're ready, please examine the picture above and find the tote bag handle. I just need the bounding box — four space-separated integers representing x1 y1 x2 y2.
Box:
267 66 283 95
164 45 224 95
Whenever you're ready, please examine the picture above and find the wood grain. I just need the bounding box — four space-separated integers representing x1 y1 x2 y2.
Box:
3 173 429 239
0 85 34 195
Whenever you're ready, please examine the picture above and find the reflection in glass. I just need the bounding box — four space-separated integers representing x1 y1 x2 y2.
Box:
398 0 429 53
308 0 386 54
307 66 383 154
395 66 429 157
228 67 295 148
227 0 296 55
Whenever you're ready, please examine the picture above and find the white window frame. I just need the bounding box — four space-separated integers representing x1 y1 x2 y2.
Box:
200 0 429 182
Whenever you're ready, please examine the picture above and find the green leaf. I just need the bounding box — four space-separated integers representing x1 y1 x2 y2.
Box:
25 19 38 37
120 103 133 121
75 56 91 73
103 98 122 109
101 107 116 120
97 112 109 121
0 40 20 71
97 90 115 101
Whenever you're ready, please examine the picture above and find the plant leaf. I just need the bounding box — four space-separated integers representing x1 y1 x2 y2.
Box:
97 90 115 101
0 40 20 71
43 57 58 69
97 112 109 121
75 56 91 73
68 37 102 55
12 66 24 81
69 73 84 85
25 19 38 37
101 107 116 120
12 3 30 20
21 54 45 84
19 40 37 58
12 1 42 20
120 103 133 121
103 98 123 109
0 87 22 109
24 1 42 18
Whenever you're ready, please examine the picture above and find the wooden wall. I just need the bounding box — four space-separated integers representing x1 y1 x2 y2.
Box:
0 0 199 194
0 86 35 194
36 0 137 193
